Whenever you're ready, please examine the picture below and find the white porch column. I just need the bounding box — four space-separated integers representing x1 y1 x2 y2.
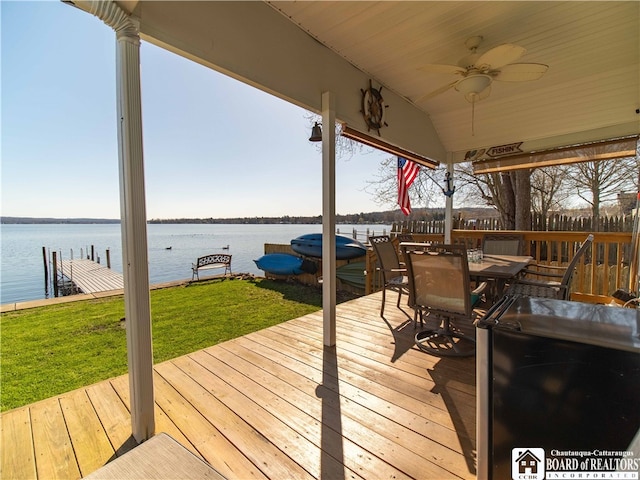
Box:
321 92 337 347
68 1 155 442
116 20 155 444
444 161 454 244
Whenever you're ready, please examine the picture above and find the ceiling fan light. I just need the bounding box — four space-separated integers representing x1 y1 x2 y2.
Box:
465 92 480 103
455 74 492 97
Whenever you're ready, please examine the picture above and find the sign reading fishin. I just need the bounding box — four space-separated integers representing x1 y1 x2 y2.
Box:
486 142 523 157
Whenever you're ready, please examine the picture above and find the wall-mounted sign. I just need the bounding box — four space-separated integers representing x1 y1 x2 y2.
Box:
465 142 523 161
486 142 523 157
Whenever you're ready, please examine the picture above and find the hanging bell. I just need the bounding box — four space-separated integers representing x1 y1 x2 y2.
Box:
309 122 323 142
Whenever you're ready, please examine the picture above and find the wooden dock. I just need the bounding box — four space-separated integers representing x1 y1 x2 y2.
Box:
58 259 124 294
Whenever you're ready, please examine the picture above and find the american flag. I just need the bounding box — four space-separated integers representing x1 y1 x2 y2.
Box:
397 157 420 216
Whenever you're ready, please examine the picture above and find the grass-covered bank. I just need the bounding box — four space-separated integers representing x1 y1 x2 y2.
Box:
1 278 345 412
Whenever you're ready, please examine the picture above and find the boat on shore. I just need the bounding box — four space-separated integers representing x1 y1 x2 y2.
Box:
290 234 367 260
254 253 318 276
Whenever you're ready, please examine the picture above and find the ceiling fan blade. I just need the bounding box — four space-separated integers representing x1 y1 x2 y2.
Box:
419 63 465 75
493 63 549 81
414 80 459 103
476 44 526 69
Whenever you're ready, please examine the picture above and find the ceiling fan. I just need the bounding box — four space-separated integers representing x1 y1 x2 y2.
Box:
418 36 549 104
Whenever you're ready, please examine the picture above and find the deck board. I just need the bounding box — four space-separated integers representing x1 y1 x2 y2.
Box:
268 319 477 424
85 381 138 457
153 368 269 480
227 336 463 452
1 407 36 479
191 348 394 480
240 322 474 479
59 389 115 477
0 292 478 479
107 375 204 460
167 358 319 479
200 347 371 480
30 399 80 479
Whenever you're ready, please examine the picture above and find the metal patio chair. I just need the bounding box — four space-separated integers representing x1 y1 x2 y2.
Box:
369 235 409 316
482 233 524 256
479 233 525 298
401 243 486 357
508 234 594 300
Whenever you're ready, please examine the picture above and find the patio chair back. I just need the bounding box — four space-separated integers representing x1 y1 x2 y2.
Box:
482 234 524 256
558 234 594 289
402 243 472 319
509 234 594 300
395 233 414 243
369 235 409 315
369 235 401 275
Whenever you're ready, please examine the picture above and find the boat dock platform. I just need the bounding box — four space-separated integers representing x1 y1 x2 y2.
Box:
58 259 124 294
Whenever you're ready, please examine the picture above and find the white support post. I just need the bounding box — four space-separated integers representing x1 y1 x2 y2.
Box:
321 92 336 347
444 161 454 244
68 1 155 443
117 27 155 443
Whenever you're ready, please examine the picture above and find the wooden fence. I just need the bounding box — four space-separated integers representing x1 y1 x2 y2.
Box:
336 227 389 243
535 213 637 232
365 230 634 304
392 212 637 234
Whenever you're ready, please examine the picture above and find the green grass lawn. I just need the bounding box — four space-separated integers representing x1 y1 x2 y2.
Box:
1 278 333 412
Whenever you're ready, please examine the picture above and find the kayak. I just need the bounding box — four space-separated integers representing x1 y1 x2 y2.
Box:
336 261 366 288
254 253 317 276
290 233 367 260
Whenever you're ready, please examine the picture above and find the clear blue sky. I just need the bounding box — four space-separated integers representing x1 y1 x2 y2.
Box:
1 1 395 220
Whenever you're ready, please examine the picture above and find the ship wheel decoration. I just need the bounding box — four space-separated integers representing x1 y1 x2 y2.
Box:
360 79 389 135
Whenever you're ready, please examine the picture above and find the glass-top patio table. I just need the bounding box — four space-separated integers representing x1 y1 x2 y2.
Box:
468 254 533 301
468 254 532 278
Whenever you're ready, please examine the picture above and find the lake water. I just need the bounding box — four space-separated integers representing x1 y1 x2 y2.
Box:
0 223 390 304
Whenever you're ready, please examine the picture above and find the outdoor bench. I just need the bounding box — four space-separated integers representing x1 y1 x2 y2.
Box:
191 253 232 281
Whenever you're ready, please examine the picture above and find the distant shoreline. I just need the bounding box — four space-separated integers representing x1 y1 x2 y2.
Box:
1 217 121 225
1 207 499 225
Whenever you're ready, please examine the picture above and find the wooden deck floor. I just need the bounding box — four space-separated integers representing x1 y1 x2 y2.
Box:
1 292 477 480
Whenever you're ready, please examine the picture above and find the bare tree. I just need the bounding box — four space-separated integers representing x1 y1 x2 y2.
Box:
513 170 532 230
455 164 531 229
364 157 535 231
565 157 639 230
456 163 613 230
365 158 534 228
364 156 446 212
365 155 614 232
530 166 573 229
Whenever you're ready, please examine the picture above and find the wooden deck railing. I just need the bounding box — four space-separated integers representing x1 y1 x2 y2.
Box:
365 230 634 304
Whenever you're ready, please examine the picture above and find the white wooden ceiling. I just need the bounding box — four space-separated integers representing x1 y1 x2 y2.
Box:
267 1 639 160
112 0 638 164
